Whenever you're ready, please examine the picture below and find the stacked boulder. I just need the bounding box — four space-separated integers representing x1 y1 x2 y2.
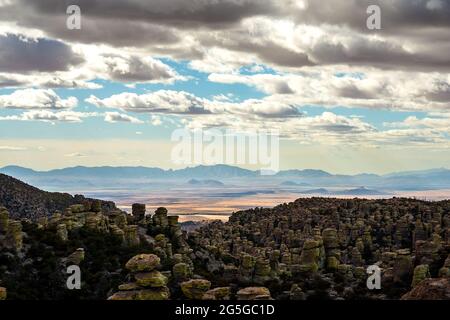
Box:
108 254 170 300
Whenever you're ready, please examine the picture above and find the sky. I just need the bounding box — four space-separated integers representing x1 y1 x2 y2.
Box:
0 0 449 174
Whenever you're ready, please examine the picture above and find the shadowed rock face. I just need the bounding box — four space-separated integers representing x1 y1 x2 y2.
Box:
0 174 116 220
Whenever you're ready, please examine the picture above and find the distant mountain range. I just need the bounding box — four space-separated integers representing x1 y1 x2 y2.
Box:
299 187 389 196
1 164 450 191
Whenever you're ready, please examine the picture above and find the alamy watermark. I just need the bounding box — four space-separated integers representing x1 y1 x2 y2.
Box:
66 5 81 30
171 129 280 175
366 265 381 290
66 265 81 290
367 5 381 30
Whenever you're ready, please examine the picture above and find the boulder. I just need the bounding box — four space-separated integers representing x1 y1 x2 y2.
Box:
67 248 85 265
125 254 160 272
134 271 168 288
202 287 231 300
0 287 6 300
412 264 431 287
181 279 211 300
237 287 271 300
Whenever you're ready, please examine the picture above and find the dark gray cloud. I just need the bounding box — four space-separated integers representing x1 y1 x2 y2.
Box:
0 33 83 73
307 35 450 71
20 0 278 27
424 82 450 102
291 0 450 32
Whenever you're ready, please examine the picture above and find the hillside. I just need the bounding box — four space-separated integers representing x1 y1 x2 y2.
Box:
0 173 116 220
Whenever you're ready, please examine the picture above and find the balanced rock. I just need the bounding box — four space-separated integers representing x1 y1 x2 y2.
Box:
132 203 146 220
299 239 320 273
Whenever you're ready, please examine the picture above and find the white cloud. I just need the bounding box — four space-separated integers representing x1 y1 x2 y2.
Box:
104 111 144 124
0 89 77 109
87 90 213 115
0 110 95 122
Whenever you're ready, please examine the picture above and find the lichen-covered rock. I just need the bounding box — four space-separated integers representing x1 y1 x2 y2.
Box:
173 262 191 280
56 223 68 242
67 248 85 265
135 287 170 300
326 256 340 272
69 204 85 214
402 278 450 300
289 284 305 300
6 220 23 251
181 279 211 300
118 283 141 291
393 249 413 284
108 287 170 300
134 271 168 288
202 287 231 300
153 207 169 228
168 215 179 226
0 287 6 300
109 224 125 243
298 239 320 273
438 254 450 278
0 207 9 234
412 264 431 287
124 225 140 246
125 254 160 272
237 287 271 300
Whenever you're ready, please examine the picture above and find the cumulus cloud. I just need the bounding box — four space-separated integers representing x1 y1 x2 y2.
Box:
87 90 213 115
0 89 77 109
0 110 95 122
209 70 450 112
104 112 144 124
87 89 303 119
94 53 181 84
